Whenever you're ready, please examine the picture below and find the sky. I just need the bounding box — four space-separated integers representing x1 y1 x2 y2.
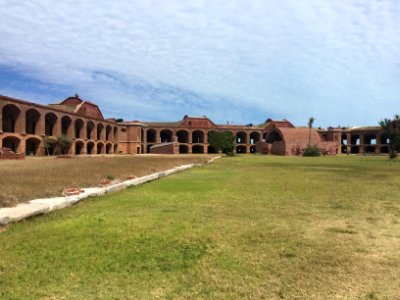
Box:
0 0 399 127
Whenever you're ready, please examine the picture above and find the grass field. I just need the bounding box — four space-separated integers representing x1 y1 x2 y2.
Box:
1 155 400 299
0 155 213 208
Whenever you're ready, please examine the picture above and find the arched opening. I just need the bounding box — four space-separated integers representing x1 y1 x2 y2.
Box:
26 109 40 134
351 134 360 145
87 121 95 140
106 143 112 154
3 136 20 153
74 119 84 139
86 142 95 154
61 116 72 136
341 145 347 154
114 143 118 154
2 104 21 133
147 129 156 143
380 133 389 145
236 131 247 144
236 145 247 154
177 130 189 143
207 145 218 154
97 142 104 154
160 129 173 143
192 130 204 143
350 146 359 154
207 130 217 140
179 144 189 153
45 113 58 136
250 145 256 153
365 146 376 154
147 144 153 153
25 138 40 155
341 133 348 146
113 126 118 141
380 146 389 154
262 132 268 142
192 145 204 153
266 131 282 143
75 141 84 155
250 132 260 144
106 125 112 141
364 134 376 145
97 123 104 140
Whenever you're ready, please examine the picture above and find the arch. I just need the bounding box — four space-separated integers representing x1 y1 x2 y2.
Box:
365 146 376 154
236 145 247 154
179 144 189 153
75 140 84 155
87 121 95 140
192 130 204 143
266 131 283 143
250 145 256 153
364 134 376 145
74 119 84 139
160 129 173 143
147 129 156 143
350 146 359 154
177 130 189 143
105 143 112 154
380 133 389 145
250 132 260 144
207 130 217 139
2 104 21 133
26 109 40 134
236 131 247 144
351 134 360 145
96 142 104 154
2 136 21 153
86 142 95 154
45 113 58 136
25 137 40 155
97 123 104 140
61 116 72 136
380 146 389 154
262 132 268 142
207 145 218 154
192 145 204 153
106 125 112 141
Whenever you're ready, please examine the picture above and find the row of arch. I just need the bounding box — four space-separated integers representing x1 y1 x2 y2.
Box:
1 135 118 155
341 133 390 146
145 129 263 144
1 103 118 141
145 143 257 154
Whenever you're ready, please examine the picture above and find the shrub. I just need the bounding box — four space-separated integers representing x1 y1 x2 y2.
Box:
303 145 321 157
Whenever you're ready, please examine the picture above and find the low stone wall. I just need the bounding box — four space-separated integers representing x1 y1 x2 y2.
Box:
0 148 25 160
150 142 179 154
0 156 220 226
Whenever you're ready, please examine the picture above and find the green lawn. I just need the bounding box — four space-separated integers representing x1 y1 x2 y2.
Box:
1 155 400 299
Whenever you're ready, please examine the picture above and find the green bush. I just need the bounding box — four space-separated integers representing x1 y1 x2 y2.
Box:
303 145 321 157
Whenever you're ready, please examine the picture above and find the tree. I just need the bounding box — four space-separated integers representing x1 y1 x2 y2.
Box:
379 116 400 159
42 136 57 156
308 117 315 145
57 135 73 155
208 131 235 155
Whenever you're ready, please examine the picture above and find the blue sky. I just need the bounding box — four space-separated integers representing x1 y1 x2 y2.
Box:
0 0 399 127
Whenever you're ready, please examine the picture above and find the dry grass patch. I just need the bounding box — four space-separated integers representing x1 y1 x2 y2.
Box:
0 154 213 207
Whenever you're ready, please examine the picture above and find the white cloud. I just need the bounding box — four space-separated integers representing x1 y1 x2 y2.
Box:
0 0 399 126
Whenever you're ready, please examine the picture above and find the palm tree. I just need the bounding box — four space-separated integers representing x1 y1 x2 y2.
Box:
308 117 315 145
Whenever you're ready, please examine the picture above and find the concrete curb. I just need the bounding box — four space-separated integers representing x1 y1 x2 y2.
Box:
0 156 221 226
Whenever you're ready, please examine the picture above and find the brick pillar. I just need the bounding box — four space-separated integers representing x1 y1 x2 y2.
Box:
16 109 26 134
204 131 208 144
346 132 351 154
0 104 3 133
188 131 192 144
359 134 365 155
336 134 342 154
54 116 61 137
